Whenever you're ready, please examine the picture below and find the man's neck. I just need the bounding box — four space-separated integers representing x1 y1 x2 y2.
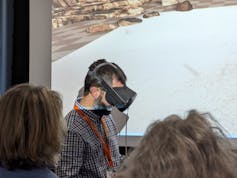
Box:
79 94 95 108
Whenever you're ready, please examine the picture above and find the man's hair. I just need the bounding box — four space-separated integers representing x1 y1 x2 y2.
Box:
0 83 67 170
84 59 127 95
115 110 237 178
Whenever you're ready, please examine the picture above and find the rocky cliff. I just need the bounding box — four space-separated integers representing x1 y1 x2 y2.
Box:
52 0 161 29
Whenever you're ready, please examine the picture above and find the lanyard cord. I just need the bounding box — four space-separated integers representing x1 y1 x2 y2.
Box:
74 105 114 167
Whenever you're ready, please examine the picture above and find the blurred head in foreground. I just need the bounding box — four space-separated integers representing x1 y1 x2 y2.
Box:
0 83 67 170
114 110 237 178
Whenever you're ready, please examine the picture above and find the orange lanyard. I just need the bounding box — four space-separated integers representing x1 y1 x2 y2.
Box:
74 105 114 168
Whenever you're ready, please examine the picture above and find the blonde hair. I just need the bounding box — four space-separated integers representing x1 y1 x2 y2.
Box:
115 110 237 178
0 83 67 169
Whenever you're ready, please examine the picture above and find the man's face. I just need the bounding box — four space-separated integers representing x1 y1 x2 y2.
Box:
94 92 103 106
94 90 109 108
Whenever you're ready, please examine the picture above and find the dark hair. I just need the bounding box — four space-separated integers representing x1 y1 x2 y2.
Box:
84 59 127 95
114 110 237 178
0 83 67 170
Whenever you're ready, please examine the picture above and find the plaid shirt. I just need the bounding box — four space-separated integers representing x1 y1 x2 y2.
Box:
56 99 122 178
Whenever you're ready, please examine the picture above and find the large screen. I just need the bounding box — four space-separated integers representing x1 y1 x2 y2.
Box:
52 5 237 138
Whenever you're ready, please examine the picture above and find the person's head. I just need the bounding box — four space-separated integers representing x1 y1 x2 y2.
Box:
83 59 136 111
114 110 237 178
0 83 67 170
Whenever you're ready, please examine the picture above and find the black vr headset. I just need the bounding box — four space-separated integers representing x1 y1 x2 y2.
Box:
88 62 137 112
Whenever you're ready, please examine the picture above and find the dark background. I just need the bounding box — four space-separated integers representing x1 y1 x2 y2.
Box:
0 0 29 94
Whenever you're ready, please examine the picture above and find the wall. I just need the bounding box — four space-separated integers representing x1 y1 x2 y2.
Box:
29 0 51 87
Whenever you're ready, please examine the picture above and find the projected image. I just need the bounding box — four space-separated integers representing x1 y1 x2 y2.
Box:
52 1 237 137
51 0 228 61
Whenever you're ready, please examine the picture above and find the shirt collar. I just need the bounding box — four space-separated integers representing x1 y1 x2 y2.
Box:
75 97 101 122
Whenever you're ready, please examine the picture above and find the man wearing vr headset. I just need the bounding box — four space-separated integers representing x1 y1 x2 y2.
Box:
56 59 136 178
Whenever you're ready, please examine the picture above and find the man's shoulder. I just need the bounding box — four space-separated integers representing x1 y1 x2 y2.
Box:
105 115 116 126
65 109 79 121
65 110 89 133
104 115 119 135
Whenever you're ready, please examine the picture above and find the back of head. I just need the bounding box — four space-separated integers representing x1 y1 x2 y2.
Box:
179 110 237 178
115 110 237 178
0 83 67 170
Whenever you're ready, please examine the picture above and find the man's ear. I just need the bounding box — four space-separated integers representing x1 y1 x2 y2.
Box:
89 86 101 99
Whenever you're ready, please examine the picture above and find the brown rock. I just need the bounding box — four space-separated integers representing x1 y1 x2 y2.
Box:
52 0 151 28
52 17 69 28
115 7 144 18
102 0 143 10
176 0 193 11
93 9 121 19
86 23 118 33
55 0 70 7
127 7 144 15
143 11 160 18
70 14 94 22
79 4 104 13
117 17 142 26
